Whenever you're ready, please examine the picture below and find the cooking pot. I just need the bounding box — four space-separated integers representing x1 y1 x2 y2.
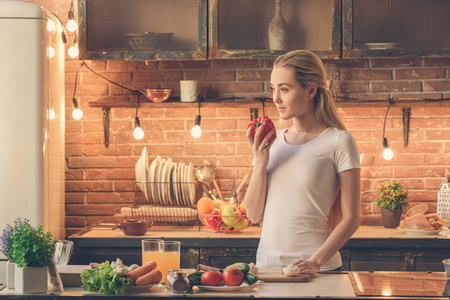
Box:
117 219 153 236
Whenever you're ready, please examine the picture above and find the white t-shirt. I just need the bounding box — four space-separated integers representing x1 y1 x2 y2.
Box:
256 127 360 271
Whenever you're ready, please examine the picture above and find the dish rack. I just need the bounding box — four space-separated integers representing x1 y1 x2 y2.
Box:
128 181 203 225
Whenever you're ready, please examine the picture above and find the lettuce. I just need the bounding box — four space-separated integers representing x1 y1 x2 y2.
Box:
81 261 133 295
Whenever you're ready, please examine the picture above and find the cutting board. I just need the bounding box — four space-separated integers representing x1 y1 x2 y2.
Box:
257 269 311 282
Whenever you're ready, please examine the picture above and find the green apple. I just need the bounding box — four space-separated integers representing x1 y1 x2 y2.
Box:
221 204 242 226
213 199 224 209
232 217 249 231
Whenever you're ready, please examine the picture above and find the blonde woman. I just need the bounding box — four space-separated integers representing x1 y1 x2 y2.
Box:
244 50 361 275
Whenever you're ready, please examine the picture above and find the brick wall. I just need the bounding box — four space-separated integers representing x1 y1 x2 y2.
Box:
17 0 450 237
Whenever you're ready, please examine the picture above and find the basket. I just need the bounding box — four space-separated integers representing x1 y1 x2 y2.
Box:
405 203 428 218
199 213 252 233
437 178 450 219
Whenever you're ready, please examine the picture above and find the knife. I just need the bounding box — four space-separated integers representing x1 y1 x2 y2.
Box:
197 264 223 273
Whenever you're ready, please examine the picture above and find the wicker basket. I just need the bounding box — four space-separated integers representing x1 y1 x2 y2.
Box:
437 178 450 219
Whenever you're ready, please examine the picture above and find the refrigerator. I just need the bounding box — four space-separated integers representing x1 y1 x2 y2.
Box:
0 0 66 273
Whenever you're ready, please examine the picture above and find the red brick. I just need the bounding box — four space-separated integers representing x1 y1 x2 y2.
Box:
424 58 450 67
65 145 83 156
402 142 445 154
65 216 86 227
114 130 165 144
160 60 210 70
87 192 134 203
425 106 450 116
108 61 158 71
84 145 134 156
133 71 183 82
220 156 253 167
426 154 450 165
66 120 82 133
185 143 236 155
426 129 450 140
166 107 215 118
371 58 422 68
66 181 113 192
371 81 421 93
66 204 115 215
218 132 247 143
66 169 84 180
71 83 109 96
213 82 263 94
116 157 137 168
86 216 124 226
361 166 392 178
393 166 446 178
166 132 217 143
184 70 235 81
212 59 262 69
218 107 254 118
65 193 85 204
68 157 116 168
142 145 185 156
66 228 84 237
334 59 369 68
237 70 272 81
340 69 392 80
395 68 445 80
332 81 370 93
340 107 374 117
82 72 132 84
424 80 450 91
86 169 134 180
114 181 135 192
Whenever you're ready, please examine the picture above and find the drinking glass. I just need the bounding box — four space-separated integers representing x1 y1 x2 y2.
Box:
53 240 74 265
159 241 181 282
142 239 164 267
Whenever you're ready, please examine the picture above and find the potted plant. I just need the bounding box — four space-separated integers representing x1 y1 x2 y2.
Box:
376 179 409 228
6 219 56 293
0 218 29 289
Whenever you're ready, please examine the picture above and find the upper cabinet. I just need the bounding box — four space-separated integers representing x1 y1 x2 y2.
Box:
209 0 341 59
342 0 450 57
78 0 207 60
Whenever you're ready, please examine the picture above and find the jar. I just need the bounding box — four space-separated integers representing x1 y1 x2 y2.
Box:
166 269 182 287
168 271 189 294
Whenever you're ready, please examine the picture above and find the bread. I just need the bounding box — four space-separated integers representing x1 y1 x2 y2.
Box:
399 213 434 230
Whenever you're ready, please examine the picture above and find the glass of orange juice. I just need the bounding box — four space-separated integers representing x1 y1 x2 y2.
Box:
142 239 163 268
159 241 181 282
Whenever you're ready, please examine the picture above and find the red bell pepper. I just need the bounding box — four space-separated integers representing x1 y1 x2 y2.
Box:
247 116 276 144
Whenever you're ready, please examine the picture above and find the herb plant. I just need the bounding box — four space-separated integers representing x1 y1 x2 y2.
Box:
0 218 28 261
81 261 133 295
7 219 56 268
376 179 409 210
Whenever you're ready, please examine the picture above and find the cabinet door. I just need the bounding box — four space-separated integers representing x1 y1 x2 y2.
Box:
209 0 341 59
343 0 450 57
78 0 207 60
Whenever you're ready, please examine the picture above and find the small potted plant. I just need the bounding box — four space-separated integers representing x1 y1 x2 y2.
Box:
376 179 409 228
7 219 56 293
0 218 28 289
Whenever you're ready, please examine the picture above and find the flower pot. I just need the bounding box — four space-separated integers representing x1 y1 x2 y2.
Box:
14 265 48 293
380 207 403 228
6 261 15 289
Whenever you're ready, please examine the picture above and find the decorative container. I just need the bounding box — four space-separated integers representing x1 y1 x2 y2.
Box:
380 207 402 228
15 266 48 293
6 260 15 289
437 178 450 219
268 0 287 51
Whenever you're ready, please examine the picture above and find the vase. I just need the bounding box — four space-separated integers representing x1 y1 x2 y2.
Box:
14 265 48 293
380 207 402 228
6 261 15 289
268 0 288 51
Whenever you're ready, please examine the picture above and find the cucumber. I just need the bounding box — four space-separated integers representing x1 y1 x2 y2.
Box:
224 262 250 274
245 273 259 285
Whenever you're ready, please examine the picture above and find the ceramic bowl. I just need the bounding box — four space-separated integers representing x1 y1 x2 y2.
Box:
139 88 173 102
117 219 154 236
443 259 450 276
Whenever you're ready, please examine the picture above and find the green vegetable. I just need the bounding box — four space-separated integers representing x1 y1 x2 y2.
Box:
245 273 259 285
81 261 133 295
224 262 250 274
186 270 205 294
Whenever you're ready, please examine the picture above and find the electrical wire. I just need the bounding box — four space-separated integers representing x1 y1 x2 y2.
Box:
72 62 84 99
382 99 394 140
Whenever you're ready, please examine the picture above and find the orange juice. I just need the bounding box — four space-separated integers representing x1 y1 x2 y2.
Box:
159 251 180 281
142 250 160 267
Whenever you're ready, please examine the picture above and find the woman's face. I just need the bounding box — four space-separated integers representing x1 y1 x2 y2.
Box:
270 66 315 121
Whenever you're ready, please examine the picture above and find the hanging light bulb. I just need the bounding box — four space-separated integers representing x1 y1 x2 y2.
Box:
47 19 56 32
382 138 394 160
191 114 202 138
68 35 79 58
66 1 78 32
48 109 56 120
133 117 144 140
72 98 83 120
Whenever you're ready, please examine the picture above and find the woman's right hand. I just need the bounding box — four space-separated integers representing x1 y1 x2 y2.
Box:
246 124 275 167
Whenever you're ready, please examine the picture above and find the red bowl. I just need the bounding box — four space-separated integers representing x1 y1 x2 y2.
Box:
139 88 173 102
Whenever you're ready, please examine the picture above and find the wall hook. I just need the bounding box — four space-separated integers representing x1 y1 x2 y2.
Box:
102 107 110 148
402 107 411 148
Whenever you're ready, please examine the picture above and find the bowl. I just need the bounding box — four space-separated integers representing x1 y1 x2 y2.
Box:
139 88 173 102
117 219 154 236
54 240 74 265
199 213 252 233
443 259 450 276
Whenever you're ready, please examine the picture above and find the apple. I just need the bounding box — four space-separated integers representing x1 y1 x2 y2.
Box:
232 216 249 231
205 210 221 230
221 204 242 226
213 199 224 209
236 202 246 215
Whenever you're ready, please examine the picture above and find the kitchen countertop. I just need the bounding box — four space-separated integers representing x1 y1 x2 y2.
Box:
1 271 449 299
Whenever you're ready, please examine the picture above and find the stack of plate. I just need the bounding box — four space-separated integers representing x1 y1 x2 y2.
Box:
135 148 196 207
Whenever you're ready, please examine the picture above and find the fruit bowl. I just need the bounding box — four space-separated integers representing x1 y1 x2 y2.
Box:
199 213 252 233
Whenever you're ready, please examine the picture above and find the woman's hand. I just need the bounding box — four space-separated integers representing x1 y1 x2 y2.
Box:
246 124 275 166
291 259 321 275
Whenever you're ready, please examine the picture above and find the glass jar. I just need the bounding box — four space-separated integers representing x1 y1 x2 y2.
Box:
168 271 189 294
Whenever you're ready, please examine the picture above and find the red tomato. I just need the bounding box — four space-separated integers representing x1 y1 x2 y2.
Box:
201 271 223 286
222 268 244 286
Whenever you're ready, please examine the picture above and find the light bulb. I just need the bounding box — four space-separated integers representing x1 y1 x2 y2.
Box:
191 125 202 138
47 19 56 32
72 108 83 120
68 45 79 58
48 46 55 58
133 127 144 140
382 148 394 160
48 109 55 120
66 19 78 32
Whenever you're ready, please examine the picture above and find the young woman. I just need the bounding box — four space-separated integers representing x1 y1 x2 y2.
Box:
244 50 361 275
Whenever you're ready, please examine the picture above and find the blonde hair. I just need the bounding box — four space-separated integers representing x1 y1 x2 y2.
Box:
273 50 345 230
273 50 346 132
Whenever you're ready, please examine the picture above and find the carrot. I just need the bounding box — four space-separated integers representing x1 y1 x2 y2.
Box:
135 269 163 286
126 260 157 283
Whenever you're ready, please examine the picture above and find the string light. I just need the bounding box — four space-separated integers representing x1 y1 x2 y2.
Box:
133 94 144 140
71 63 84 120
68 35 79 58
48 109 56 120
191 99 202 138
47 19 56 32
66 0 78 32
382 100 394 160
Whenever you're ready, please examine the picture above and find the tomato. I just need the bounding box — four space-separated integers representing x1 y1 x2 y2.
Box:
200 271 223 286
222 268 245 286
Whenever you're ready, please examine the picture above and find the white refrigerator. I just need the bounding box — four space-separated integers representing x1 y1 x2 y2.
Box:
0 0 66 273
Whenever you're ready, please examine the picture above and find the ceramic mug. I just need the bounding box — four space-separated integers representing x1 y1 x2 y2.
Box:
180 80 198 102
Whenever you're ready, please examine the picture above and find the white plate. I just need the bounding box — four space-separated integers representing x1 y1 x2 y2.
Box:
164 159 174 205
178 162 185 205
183 163 189 206
397 227 441 236
150 156 161 203
187 162 196 206
140 147 149 200
156 159 166 205
197 281 261 292
171 163 179 206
